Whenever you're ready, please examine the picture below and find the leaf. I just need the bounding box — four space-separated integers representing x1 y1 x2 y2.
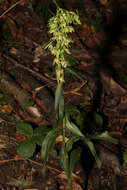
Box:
123 152 127 162
92 131 118 144
83 137 102 168
0 93 4 99
24 100 34 107
66 136 80 152
33 125 51 145
65 68 84 81
65 105 80 117
55 82 64 120
60 146 69 176
66 118 84 137
32 135 45 146
34 125 50 135
93 112 103 126
8 115 15 122
41 127 60 174
17 138 36 158
16 122 33 136
66 55 79 66
70 148 81 173
76 112 86 126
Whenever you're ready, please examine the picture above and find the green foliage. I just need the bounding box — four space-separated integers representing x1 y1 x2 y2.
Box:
55 82 64 120
93 112 103 127
24 100 34 107
123 151 127 162
16 2 118 190
91 131 118 144
0 93 4 99
120 73 127 84
17 138 36 158
16 122 51 158
86 17 105 32
16 122 33 136
41 127 60 175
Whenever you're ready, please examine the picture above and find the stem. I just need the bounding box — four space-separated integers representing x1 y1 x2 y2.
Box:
52 0 59 8
63 116 66 147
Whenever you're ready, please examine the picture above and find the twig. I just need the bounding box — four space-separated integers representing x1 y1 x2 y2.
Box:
0 0 24 19
0 157 61 174
3 54 56 88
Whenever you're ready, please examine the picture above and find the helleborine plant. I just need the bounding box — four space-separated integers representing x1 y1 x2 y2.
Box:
16 2 118 190
42 1 118 189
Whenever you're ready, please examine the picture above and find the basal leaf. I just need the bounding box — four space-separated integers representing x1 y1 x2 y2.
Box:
65 105 80 117
17 138 36 158
31 134 45 146
76 112 86 126
92 131 118 144
33 125 51 145
41 127 60 165
70 148 81 173
83 137 102 168
66 136 80 152
34 125 50 136
93 112 103 127
16 122 33 136
65 68 84 81
60 146 69 176
0 93 4 99
123 152 127 162
66 118 84 137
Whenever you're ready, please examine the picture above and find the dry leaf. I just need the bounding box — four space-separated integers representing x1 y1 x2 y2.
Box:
0 105 13 114
56 135 69 144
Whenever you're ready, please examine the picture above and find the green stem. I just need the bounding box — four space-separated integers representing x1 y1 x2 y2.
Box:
52 0 59 8
63 116 66 147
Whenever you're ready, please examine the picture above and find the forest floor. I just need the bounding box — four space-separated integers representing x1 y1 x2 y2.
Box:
0 0 127 189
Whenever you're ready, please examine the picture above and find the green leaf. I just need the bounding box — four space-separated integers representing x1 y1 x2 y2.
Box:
41 127 60 174
66 136 80 152
34 125 50 135
123 152 127 162
76 112 86 126
66 55 79 67
24 100 34 107
8 115 15 122
55 82 64 120
0 93 4 99
17 138 36 158
70 148 81 173
33 125 51 145
120 73 127 84
31 135 45 146
65 105 80 117
60 146 69 176
92 131 118 144
66 118 84 137
65 68 84 81
93 112 103 127
83 137 102 168
16 122 33 136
